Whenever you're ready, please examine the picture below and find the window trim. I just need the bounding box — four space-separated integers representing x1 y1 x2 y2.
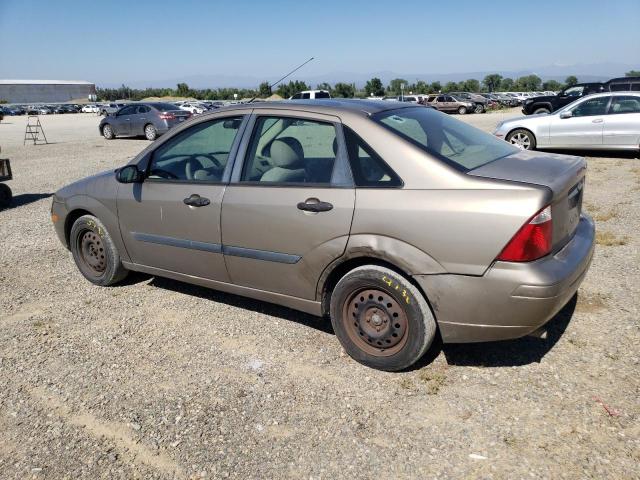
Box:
143 114 249 185
229 112 353 188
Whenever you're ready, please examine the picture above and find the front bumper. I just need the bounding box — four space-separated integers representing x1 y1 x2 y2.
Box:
414 214 595 343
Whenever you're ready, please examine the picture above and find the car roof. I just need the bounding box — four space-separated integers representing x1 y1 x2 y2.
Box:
207 99 418 117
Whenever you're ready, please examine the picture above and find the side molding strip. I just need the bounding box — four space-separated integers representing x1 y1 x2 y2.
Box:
132 232 301 264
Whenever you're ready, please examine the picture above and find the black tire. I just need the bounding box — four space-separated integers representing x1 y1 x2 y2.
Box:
533 107 551 114
0 183 12 209
474 103 485 114
70 215 128 286
506 128 537 150
330 265 436 371
144 123 157 141
102 124 115 140
457 106 467 115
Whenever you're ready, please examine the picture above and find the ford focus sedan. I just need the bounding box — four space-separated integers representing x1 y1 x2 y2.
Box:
52 100 594 371
494 92 640 151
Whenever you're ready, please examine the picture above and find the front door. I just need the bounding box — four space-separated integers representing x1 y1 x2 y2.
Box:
549 96 610 147
112 105 136 136
221 112 355 300
117 115 247 281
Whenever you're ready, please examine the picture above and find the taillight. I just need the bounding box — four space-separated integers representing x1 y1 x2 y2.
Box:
159 113 175 120
497 206 552 262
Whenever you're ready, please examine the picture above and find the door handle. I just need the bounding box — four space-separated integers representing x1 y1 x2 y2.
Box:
592 118 604 123
297 199 333 212
183 194 210 207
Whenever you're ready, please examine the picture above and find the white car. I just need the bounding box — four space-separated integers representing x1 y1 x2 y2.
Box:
289 90 331 99
179 102 205 114
81 104 100 113
493 92 640 151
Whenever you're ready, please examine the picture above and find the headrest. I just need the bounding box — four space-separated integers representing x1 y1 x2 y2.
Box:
270 137 303 168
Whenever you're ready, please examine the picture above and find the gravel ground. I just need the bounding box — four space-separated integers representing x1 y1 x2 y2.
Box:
0 111 638 479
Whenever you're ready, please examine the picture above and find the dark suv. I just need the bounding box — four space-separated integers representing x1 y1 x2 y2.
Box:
522 76 640 115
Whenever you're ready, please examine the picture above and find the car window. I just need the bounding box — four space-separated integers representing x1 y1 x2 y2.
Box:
344 126 401 187
436 96 445 102
302 92 311 99
291 93 302 99
570 97 609 117
316 91 331 98
148 116 244 182
136 105 149 114
562 86 584 97
609 83 630 92
374 107 518 171
242 116 337 184
608 96 640 114
118 105 136 115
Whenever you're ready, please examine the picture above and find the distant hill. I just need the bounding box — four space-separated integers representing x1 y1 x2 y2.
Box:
100 62 636 89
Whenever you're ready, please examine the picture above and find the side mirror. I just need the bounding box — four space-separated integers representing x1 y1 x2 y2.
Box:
116 165 144 183
559 110 573 119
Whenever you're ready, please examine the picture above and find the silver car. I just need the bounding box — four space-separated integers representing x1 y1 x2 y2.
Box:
52 100 594 371
494 92 640 151
99 103 192 141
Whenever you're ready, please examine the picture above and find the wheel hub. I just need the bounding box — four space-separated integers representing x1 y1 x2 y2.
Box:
344 288 408 356
80 231 106 274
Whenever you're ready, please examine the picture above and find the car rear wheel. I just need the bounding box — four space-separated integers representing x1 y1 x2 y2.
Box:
474 103 485 113
144 123 157 141
458 106 467 114
330 265 436 371
507 129 536 150
0 183 12 209
70 215 128 286
533 107 551 114
102 124 115 140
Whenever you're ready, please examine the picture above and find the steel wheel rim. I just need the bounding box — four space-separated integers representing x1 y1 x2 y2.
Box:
510 132 530 149
104 125 112 137
78 230 106 277
145 125 154 138
342 288 409 357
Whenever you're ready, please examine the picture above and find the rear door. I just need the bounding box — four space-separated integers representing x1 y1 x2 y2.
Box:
117 114 248 281
603 95 640 147
131 105 150 135
548 96 610 147
220 110 355 300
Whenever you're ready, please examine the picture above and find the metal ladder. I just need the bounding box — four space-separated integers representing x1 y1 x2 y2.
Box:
24 115 48 145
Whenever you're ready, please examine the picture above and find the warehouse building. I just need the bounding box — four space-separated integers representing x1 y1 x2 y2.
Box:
0 80 96 103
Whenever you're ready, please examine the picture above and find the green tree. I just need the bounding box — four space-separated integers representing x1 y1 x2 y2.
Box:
565 76 578 87
258 81 272 97
461 79 480 92
500 78 514 91
364 77 385 97
275 80 309 98
176 83 190 97
429 81 442 93
515 74 542 91
625 70 640 77
443 81 459 93
413 80 429 94
482 74 503 92
332 82 355 98
316 82 332 93
388 78 409 95
542 80 562 91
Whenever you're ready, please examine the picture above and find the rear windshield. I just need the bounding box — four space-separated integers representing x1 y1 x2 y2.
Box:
151 103 181 111
373 107 518 171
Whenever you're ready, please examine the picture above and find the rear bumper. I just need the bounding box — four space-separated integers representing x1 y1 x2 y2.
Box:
414 214 595 343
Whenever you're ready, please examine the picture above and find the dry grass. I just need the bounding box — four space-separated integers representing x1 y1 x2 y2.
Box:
592 209 619 222
418 368 448 395
595 231 628 246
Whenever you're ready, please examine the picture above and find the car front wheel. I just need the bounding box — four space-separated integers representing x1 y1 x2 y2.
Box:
102 124 115 139
458 106 467 114
330 265 436 371
474 103 485 113
507 129 536 150
70 215 128 286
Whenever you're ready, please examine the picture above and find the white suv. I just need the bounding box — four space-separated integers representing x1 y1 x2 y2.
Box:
289 90 331 100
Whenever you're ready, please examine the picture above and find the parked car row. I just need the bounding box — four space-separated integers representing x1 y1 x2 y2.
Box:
0 103 85 115
522 76 640 115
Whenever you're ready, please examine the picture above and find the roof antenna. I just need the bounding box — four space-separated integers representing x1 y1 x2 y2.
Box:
248 57 314 103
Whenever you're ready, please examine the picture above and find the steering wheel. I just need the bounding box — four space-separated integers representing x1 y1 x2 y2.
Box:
149 169 179 179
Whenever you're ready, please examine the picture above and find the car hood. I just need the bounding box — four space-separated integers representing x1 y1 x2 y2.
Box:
54 169 117 201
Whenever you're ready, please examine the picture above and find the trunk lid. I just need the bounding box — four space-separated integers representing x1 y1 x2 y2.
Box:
468 150 586 251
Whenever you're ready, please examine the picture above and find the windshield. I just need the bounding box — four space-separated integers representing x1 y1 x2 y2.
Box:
373 107 519 171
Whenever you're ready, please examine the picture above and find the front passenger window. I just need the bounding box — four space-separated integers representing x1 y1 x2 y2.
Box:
148 117 243 182
571 97 609 117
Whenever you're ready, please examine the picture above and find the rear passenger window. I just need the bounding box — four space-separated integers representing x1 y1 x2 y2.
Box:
608 96 640 114
242 116 337 184
344 126 402 187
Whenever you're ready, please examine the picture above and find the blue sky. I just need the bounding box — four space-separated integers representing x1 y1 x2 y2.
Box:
0 0 638 86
